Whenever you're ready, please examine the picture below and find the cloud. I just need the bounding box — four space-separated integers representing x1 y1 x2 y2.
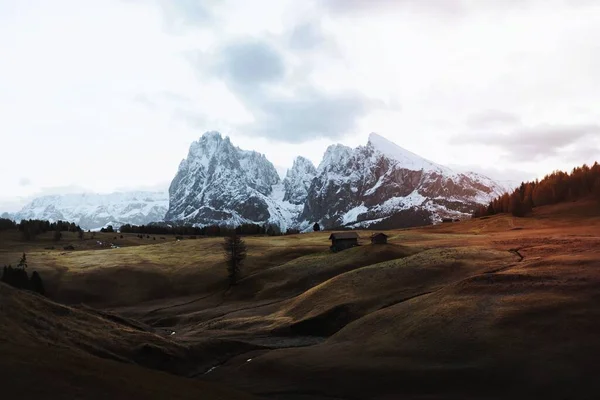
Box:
288 21 328 50
115 180 171 193
450 164 537 185
173 108 206 129
132 93 158 109
466 110 521 129
34 185 91 196
561 141 600 164
247 88 381 142
215 40 286 90
18 177 32 187
157 0 213 32
456 124 600 161
321 0 598 18
187 38 385 142
322 0 467 16
133 91 207 128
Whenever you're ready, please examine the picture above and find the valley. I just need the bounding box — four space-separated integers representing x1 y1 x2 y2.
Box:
2 199 600 399
4 1 600 399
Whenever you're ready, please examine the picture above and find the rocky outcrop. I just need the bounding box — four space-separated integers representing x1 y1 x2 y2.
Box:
282 157 317 205
165 131 288 228
166 131 506 230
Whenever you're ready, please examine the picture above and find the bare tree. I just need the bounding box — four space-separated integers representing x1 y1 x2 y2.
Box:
223 232 247 286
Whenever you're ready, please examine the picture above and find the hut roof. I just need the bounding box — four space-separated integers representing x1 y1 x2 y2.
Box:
329 232 359 240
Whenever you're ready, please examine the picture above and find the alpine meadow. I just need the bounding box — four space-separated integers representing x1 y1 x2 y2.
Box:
2 1 600 399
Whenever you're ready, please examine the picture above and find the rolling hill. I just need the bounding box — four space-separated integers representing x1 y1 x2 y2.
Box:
2 199 600 399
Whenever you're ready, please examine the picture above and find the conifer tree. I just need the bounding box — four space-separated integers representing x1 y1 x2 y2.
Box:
509 192 526 217
17 253 27 271
223 232 247 286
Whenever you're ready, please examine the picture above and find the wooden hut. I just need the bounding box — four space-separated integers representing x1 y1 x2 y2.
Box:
370 232 388 244
329 232 359 252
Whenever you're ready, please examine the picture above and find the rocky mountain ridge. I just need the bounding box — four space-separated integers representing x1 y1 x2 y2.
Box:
7 191 168 230
166 131 507 230
3 132 508 231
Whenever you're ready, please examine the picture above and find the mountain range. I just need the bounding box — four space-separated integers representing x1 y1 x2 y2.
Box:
166 132 506 230
6 192 168 231
3 132 507 230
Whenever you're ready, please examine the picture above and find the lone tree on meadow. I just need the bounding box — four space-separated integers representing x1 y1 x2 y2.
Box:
17 253 27 270
223 232 247 286
313 222 321 232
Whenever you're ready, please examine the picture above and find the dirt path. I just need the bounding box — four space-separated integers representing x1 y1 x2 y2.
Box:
144 292 221 316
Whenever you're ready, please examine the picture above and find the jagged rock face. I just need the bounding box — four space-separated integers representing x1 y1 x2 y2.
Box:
167 131 506 230
300 133 506 228
165 131 282 227
11 192 168 230
282 157 317 205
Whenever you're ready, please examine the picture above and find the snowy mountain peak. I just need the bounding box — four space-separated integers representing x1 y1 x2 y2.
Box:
165 132 283 227
289 156 316 175
367 132 448 173
319 144 353 172
11 191 168 230
283 156 317 205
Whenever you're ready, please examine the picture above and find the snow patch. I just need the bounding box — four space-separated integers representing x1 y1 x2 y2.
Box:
341 204 368 225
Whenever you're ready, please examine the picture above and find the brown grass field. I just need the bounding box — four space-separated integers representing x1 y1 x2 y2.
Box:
2 198 600 399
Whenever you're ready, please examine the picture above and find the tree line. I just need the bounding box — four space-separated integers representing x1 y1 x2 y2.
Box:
0 218 16 231
474 162 600 218
0 218 82 241
119 222 304 236
1 253 45 295
19 219 82 241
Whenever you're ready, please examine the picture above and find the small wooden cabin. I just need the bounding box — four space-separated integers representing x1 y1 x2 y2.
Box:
370 232 388 244
329 232 359 252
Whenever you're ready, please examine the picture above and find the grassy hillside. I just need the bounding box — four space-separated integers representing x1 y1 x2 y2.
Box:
3 199 600 399
0 282 257 399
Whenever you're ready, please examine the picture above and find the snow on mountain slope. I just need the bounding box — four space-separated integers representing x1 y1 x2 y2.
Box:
7 132 507 232
282 157 317 205
167 131 507 230
367 133 453 174
165 132 296 230
12 192 168 230
300 133 507 228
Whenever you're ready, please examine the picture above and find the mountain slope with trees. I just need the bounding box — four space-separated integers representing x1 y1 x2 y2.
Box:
474 162 600 218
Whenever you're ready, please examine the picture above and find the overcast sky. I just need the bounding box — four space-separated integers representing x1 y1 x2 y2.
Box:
2 0 600 211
